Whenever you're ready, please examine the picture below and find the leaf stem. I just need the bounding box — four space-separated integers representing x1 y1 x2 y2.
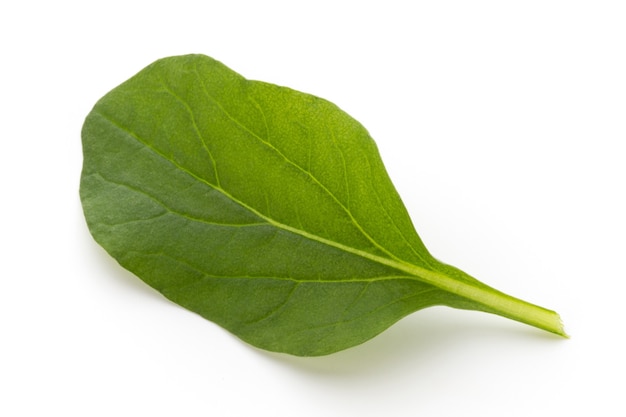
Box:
396 261 568 337
258 212 567 337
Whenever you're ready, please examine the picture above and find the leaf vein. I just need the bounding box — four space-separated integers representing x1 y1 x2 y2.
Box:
191 65 402 262
89 171 267 228
245 282 301 325
156 77 222 187
133 250 416 286
364 153 433 266
287 287 441 339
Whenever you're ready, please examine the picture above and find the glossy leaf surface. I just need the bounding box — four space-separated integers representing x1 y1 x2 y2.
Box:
80 54 565 356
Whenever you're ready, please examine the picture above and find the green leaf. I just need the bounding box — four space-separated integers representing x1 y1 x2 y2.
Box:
80 54 566 356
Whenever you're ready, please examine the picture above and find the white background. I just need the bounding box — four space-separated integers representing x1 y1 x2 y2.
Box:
2 1 625 416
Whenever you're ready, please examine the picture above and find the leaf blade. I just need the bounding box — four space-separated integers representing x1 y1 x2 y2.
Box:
80 54 565 356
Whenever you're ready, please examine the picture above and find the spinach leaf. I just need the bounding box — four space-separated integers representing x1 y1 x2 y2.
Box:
80 54 566 356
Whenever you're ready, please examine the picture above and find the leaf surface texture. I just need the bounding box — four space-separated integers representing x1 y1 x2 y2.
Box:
80 55 565 356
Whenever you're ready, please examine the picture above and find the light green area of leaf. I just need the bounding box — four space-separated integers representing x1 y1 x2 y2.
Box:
80 54 565 356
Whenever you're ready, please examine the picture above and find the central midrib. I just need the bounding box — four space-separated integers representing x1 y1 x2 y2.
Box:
93 110 563 335
95 110 427 275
